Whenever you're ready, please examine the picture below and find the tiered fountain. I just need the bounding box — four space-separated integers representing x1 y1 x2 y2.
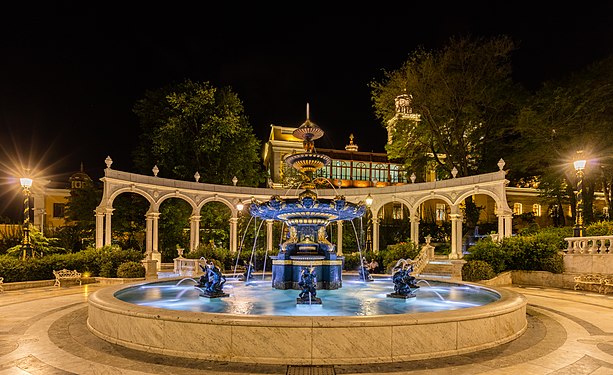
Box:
250 110 365 290
87 107 527 365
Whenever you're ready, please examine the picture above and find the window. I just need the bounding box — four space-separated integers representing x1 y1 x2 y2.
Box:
392 203 403 220
532 204 542 217
604 206 609 218
353 162 369 181
513 203 523 215
53 203 65 218
436 203 446 221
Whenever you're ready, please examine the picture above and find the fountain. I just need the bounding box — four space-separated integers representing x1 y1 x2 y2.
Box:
87 107 527 365
249 109 366 290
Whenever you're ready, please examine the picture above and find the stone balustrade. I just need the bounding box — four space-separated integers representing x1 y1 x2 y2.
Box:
565 235 613 254
173 257 207 277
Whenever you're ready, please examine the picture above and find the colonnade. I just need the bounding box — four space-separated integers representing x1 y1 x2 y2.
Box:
95 158 513 269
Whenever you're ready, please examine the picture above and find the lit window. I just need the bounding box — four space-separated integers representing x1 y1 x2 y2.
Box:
568 205 573 217
532 204 541 217
604 206 609 217
513 203 523 215
53 203 65 218
436 203 446 221
392 204 403 220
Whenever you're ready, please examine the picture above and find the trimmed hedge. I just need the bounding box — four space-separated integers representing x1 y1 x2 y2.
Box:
462 260 496 282
0 245 143 282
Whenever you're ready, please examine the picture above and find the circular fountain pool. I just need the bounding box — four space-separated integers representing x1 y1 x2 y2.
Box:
87 276 527 365
113 277 500 316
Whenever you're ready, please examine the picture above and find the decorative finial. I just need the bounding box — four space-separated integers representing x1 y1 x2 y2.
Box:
194 172 200 182
410 173 416 183
345 133 358 152
232 176 238 186
105 156 113 169
80 161 84 172
152 165 159 177
498 158 505 171
451 167 458 178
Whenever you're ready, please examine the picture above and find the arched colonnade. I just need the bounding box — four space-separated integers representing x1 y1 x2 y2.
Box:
96 158 513 269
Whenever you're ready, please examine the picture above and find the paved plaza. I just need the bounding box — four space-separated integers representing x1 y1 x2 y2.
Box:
0 283 612 375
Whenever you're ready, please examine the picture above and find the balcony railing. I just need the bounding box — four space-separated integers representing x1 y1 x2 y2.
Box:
565 236 613 254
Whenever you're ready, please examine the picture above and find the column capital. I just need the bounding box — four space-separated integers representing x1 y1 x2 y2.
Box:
449 213 462 220
189 215 201 222
146 212 161 219
371 217 380 224
229 217 239 224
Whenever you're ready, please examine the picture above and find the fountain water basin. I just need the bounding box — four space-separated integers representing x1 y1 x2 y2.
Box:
87 276 527 365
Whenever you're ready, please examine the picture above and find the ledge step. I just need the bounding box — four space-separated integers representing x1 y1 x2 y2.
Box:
287 365 335 375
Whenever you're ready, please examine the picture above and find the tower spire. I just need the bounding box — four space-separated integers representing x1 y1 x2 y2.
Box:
306 102 310 120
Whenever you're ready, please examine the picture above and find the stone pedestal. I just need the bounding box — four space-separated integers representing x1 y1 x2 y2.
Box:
141 259 159 279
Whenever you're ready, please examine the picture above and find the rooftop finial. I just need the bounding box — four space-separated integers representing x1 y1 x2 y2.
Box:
306 102 310 120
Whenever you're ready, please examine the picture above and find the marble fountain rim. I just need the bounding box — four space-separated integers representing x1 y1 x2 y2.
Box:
87 278 527 326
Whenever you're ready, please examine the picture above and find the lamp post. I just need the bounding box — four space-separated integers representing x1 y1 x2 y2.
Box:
573 156 587 237
20 176 33 260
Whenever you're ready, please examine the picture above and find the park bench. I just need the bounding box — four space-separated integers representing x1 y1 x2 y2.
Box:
573 274 609 294
604 277 613 295
53 269 82 287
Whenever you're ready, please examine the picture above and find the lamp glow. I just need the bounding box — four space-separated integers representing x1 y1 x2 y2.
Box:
236 202 244 211
20 174 33 259
573 153 586 237
20 177 33 188
573 159 586 171
365 194 373 207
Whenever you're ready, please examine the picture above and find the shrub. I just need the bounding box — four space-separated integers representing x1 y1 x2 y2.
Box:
381 242 420 273
343 252 362 271
538 252 564 274
116 261 146 278
462 260 495 282
586 220 613 236
502 233 564 273
464 238 509 274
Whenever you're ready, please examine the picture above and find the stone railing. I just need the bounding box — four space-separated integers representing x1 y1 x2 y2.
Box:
410 238 434 277
174 257 207 277
565 236 613 254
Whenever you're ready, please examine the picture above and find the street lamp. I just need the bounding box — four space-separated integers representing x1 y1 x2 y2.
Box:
573 156 587 237
365 194 373 207
20 176 33 260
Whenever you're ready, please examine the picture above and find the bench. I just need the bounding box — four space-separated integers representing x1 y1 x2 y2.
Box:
573 274 611 294
604 277 613 295
53 269 82 287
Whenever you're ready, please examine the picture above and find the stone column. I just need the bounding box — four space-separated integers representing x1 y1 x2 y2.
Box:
145 212 154 254
229 217 239 253
189 215 201 251
266 220 274 254
372 217 380 253
503 214 513 238
336 221 343 256
150 212 161 270
497 210 513 238
95 208 105 248
104 208 114 246
449 211 463 259
410 213 420 245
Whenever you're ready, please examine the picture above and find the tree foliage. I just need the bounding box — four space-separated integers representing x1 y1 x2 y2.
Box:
132 79 265 186
370 34 526 179
509 55 613 223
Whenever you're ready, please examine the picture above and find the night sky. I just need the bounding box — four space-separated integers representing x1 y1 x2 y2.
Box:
0 3 612 219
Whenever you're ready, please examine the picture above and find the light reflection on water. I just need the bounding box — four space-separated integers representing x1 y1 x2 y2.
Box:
115 277 499 316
